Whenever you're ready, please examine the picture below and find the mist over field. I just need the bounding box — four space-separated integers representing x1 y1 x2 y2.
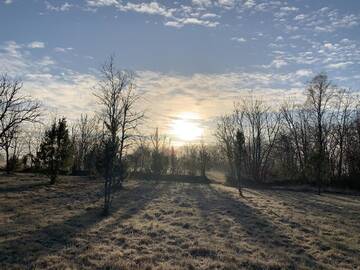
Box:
1 0 360 269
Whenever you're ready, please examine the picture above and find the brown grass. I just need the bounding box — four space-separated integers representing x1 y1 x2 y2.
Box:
0 173 359 269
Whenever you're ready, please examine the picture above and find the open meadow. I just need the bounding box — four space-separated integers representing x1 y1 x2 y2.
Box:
0 174 359 270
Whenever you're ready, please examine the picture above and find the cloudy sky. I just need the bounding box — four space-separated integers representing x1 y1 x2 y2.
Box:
1 0 360 143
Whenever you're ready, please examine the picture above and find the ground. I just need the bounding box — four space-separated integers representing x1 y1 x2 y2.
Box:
0 174 359 270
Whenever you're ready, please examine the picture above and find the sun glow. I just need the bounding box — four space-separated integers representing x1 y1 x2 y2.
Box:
170 112 203 142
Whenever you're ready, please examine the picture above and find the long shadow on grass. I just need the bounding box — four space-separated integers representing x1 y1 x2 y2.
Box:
189 184 321 269
249 189 360 222
0 181 51 193
0 181 167 268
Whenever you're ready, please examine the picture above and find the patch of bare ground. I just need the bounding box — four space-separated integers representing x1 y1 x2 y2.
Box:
0 173 359 269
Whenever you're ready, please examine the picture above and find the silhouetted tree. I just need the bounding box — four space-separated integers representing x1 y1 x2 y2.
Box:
37 118 73 184
215 115 237 183
199 140 210 179
0 74 41 171
305 73 336 194
95 56 143 215
234 129 245 196
150 128 169 177
170 146 178 175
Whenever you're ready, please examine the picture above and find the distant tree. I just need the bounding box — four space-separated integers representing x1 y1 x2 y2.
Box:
331 89 354 180
238 97 281 182
215 115 237 182
170 146 178 175
37 118 73 184
183 144 198 176
281 102 311 180
150 128 169 177
234 129 245 196
198 140 210 179
71 114 98 173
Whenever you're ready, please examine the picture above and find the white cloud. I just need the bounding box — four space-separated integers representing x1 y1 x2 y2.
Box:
54 47 73 53
217 0 236 9
45 1 72 12
280 6 299 12
28 41 45 49
192 0 212 7
295 69 313 77
86 0 118 7
165 17 219 28
326 62 353 69
231 37 247 43
118 2 174 18
201 13 220 19
263 58 288 69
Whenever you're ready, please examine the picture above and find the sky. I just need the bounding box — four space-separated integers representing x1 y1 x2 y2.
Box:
1 0 360 144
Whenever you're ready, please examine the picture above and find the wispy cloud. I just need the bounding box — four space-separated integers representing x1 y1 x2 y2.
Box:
231 37 247 43
28 41 45 49
45 1 72 12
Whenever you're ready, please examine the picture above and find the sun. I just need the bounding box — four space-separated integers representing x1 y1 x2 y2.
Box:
170 112 203 142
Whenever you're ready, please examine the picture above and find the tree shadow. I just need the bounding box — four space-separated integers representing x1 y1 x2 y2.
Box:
250 189 360 221
189 184 321 269
0 181 167 268
0 181 51 193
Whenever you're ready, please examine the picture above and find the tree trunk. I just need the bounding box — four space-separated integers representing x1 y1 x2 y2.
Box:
5 146 10 174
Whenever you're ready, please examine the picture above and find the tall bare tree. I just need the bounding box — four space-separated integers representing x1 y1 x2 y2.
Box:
305 73 336 194
215 115 237 182
95 56 143 215
0 74 41 171
198 140 210 179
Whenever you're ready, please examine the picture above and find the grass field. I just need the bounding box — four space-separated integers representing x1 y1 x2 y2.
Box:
0 174 359 269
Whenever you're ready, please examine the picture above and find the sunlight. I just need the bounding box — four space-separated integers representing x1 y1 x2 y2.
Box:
170 112 203 142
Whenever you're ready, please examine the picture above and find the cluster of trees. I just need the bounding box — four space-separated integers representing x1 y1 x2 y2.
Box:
216 73 360 194
0 57 144 214
127 128 211 179
0 74 41 173
2 68 360 213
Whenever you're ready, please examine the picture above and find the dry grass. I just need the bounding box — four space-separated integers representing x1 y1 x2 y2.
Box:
0 173 359 269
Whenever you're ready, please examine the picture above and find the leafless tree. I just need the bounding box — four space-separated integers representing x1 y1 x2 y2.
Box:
150 128 170 176
72 114 98 172
305 73 336 194
236 97 281 182
281 102 311 179
215 115 237 181
95 56 143 215
331 89 356 180
198 140 210 179
0 74 41 171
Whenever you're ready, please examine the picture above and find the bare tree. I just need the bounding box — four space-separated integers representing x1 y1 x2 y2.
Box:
117 84 144 184
72 114 98 173
281 102 311 179
215 115 237 182
150 128 170 177
0 125 20 173
95 56 143 215
305 73 336 194
331 89 355 180
198 140 210 179
0 74 41 172
237 97 281 182
234 129 245 196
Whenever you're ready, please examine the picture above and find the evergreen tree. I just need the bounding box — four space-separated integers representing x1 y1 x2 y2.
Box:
38 118 73 184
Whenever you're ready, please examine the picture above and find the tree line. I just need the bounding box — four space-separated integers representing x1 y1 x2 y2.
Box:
216 73 360 195
1 66 360 214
